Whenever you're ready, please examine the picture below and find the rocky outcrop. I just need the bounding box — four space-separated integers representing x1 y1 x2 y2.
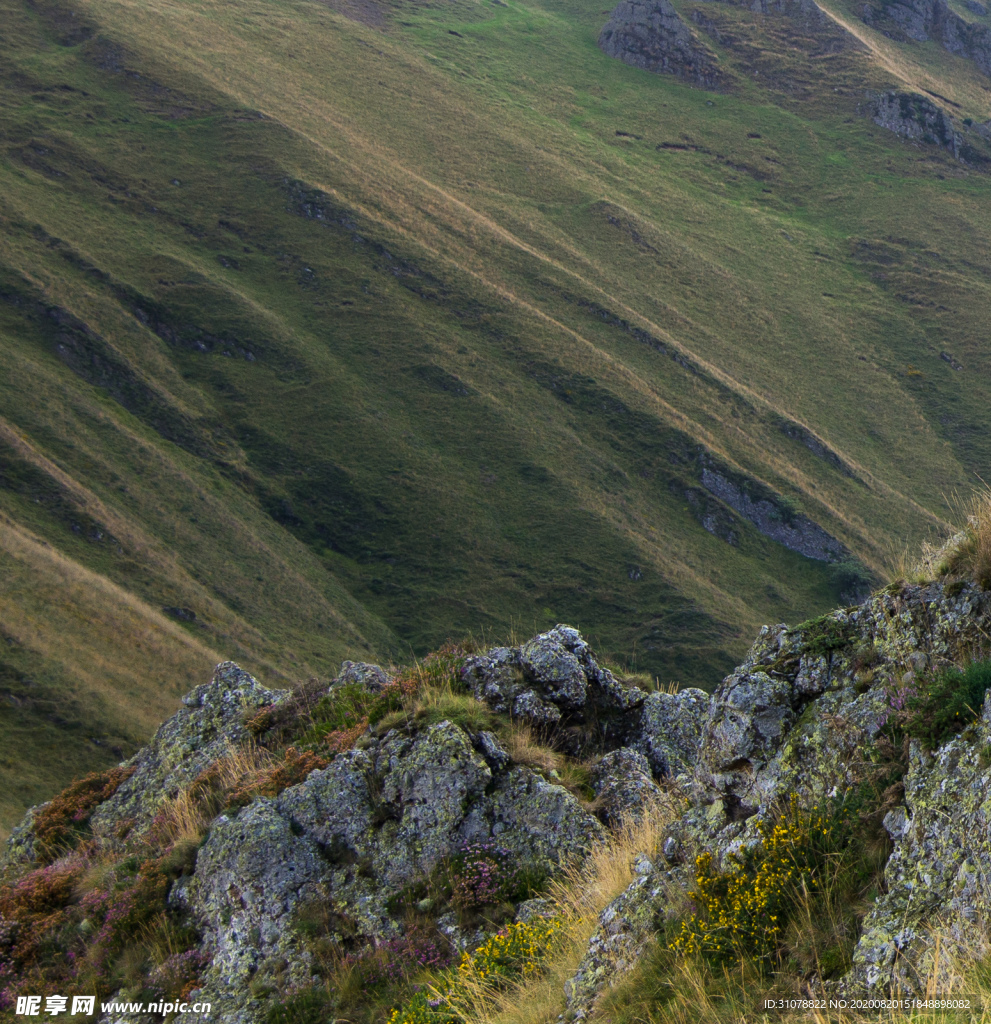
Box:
11 588 991 1020
591 748 663 826
867 91 991 163
563 579 991 1009
599 0 722 88
90 662 289 838
861 0 991 74
843 696 991 994
564 852 678 1017
461 625 647 747
700 463 846 562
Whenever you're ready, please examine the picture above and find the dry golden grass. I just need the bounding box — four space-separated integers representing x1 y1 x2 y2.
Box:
939 488 991 590
146 742 273 848
503 723 563 773
445 789 685 1024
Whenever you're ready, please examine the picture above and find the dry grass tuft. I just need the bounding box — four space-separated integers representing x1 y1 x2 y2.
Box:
451 788 685 1024
147 742 274 848
939 487 991 591
503 723 562 773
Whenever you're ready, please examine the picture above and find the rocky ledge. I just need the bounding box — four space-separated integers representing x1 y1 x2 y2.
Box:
5 580 991 1021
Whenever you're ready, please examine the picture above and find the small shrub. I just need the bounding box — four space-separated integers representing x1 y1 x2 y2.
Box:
32 766 135 862
386 917 563 1023
792 614 856 660
669 796 844 966
903 659 991 748
448 842 545 913
457 917 562 982
450 843 520 911
227 747 329 804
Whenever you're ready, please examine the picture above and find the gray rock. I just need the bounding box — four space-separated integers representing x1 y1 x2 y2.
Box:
860 0 991 75
461 627 644 739
869 91 964 158
599 0 722 88
335 660 390 692
564 863 678 1014
592 748 662 826
474 730 511 771
91 662 289 837
520 626 589 711
633 688 710 778
515 897 556 923
461 646 522 714
181 800 325 1024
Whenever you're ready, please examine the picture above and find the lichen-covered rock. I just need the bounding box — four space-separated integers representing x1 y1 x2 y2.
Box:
564 857 679 1016
378 722 492 882
0 804 41 874
460 627 645 744
632 688 709 779
842 694 991 995
335 659 390 692
90 663 289 837
520 627 589 711
592 748 662 826
180 800 325 1024
465 765 607 867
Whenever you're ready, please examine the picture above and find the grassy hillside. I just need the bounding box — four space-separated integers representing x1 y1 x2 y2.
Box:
1 0 990 831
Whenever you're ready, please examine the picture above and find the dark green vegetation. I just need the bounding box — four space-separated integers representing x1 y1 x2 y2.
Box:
903 657 991 748
2 0 991 832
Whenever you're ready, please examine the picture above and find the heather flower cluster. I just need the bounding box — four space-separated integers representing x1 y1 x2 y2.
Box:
0 845 204 1014
343 926 456 986
149 949 212 1001
31 766 135 862
449 842 520 911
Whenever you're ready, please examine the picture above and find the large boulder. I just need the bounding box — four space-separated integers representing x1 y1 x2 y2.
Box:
460 626 645 743
592 748 662 827
176 801 326 1023
599 0 722 88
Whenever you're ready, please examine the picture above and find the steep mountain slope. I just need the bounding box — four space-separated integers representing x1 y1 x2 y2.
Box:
1 0 990 830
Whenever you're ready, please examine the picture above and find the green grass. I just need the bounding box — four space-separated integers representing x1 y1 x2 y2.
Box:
1 0 990 830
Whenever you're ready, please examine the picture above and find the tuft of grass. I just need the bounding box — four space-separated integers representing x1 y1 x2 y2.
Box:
939 488 991 590
904 658 991 749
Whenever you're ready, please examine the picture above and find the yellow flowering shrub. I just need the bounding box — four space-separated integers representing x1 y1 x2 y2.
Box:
387 917 563 1023
458 917 562 981
670 795 842 965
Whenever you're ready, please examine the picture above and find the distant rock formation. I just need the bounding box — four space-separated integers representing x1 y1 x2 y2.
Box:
598 0 723 88
868 90 991 163
861 0 991 75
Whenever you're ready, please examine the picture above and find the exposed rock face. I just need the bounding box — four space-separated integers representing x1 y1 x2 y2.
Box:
868 91 991 163
700 464 846 562
861 0 991 74
632 687 709 779
179 716 602 1024
591 748 662 826
598 0 722 88
843 695 991 994
564 580 991 1008
870 91 960 153
177 801 327 1016
335 659 390 691
90 661 289 838
564 853 677 1017
13 593 991 1020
